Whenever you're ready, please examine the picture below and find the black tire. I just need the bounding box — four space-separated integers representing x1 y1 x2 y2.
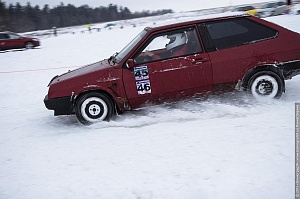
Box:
25 42 34 49
75 92 114 125
247 71 284 99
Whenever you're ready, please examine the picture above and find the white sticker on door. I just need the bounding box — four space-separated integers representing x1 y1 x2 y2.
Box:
136 80 151 95
134 65 149 81
134 65 152 95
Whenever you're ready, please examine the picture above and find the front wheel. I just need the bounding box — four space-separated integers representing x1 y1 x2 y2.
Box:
248 71 284 99
25 42 34 49
75 92 114 124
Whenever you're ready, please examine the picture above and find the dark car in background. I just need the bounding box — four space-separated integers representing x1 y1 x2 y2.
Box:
0 31 40 51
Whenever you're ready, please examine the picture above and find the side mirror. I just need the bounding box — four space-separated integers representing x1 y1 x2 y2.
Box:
126 59 135 69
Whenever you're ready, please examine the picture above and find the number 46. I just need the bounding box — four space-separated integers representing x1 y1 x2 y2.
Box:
136 81 151 94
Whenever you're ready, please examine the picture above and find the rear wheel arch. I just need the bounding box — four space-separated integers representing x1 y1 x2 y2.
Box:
241 65 285 92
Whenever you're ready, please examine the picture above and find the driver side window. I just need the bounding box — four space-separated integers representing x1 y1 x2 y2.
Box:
134 27 202 65
134 35 170 64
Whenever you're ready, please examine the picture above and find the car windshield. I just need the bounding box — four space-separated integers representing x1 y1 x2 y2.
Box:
114 29 148 63
9 33 21 39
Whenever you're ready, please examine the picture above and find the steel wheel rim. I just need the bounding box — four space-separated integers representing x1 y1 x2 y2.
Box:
251 75 278 98
81 97 108 122
26 43 34 49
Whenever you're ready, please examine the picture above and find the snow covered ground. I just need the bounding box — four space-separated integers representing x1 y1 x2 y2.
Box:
0 12 299 199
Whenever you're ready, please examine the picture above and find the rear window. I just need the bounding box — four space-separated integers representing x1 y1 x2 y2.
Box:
198 17 278 51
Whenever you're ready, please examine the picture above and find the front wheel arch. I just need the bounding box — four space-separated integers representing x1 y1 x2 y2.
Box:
25 41 34 49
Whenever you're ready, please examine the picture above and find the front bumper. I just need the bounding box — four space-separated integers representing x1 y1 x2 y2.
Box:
44 95 74 116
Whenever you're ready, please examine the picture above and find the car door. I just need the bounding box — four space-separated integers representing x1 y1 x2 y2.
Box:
122 27 213 108
122 56 165 109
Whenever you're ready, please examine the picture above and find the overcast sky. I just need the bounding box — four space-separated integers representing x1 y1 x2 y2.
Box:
3 0 269 12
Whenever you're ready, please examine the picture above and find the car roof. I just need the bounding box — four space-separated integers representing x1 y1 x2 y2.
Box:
0 31 16 34
145 12 248 32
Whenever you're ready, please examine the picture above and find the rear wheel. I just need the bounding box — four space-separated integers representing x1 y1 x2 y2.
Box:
75 92 114 125
248 71 284 99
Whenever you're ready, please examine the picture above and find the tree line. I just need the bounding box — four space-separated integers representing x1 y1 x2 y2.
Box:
0 1 173 33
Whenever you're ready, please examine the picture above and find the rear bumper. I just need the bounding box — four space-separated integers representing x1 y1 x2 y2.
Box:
279 60 300 79
44 95 74 116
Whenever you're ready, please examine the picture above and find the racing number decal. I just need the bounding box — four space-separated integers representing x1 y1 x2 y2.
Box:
134 65 149 80
136 80 151 95
134 66 151 95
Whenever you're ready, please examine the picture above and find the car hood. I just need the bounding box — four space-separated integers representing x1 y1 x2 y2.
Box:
49 59 111 85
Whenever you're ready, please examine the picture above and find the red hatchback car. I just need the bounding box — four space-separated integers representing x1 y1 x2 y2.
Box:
44 13 300 124
0 31 40 50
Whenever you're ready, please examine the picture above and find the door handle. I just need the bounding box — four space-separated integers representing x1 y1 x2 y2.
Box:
193 61 203 65
192 58 209 65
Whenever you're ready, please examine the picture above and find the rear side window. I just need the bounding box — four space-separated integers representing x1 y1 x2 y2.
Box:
0 34 9 39
198 17 278 51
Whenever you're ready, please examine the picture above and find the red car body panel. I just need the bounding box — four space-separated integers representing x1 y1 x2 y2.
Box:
44 14 300 116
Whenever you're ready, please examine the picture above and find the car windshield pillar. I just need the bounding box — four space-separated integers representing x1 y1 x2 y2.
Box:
115 29 148 63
